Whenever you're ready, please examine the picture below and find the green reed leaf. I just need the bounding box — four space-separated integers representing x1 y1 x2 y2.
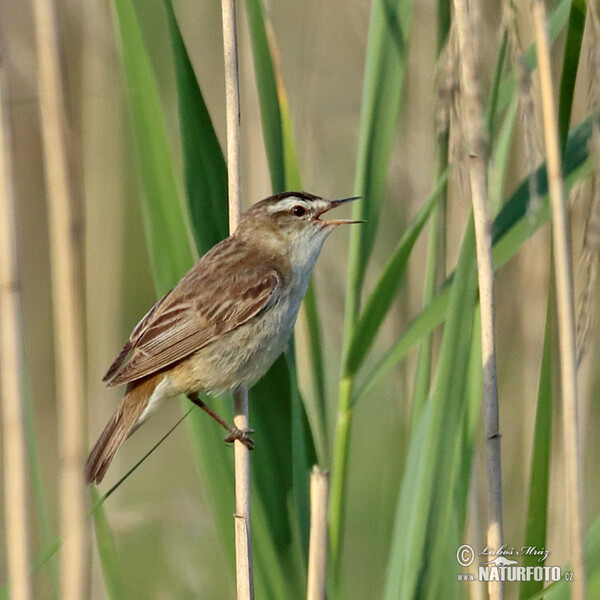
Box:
343 0 413 334
113 0 195 296
163 0 228 254
383 220 478 599
344 170 448 378
330 4 413 576
557 0 586 149
246 0 286 193
90 489 127 600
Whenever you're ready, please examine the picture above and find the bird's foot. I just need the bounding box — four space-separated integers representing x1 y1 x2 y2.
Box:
224 426 255 450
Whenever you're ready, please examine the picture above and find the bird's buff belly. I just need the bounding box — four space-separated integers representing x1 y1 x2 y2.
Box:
169 296 298 396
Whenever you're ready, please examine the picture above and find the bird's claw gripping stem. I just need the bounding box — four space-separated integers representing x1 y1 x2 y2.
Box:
224 426 254 450
188 393 254 449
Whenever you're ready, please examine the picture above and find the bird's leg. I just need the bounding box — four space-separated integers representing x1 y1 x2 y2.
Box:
187 393 254 450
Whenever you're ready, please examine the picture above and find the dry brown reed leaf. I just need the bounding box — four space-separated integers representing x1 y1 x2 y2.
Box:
443 22 470 203
575 5 600 365
503 1 543 223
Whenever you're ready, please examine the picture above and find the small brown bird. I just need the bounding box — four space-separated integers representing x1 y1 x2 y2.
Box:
85 191 361 484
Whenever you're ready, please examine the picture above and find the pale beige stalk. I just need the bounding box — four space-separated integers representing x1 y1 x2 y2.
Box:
533 2 586 598
221 0 254 597
452 2 504 599
307 467 329 600
0 41 32 600
32 0 87 597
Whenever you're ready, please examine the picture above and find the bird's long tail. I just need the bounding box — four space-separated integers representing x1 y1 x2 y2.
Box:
85 375 160 484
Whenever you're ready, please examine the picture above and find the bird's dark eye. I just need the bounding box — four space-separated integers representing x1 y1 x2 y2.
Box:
292 205 306 217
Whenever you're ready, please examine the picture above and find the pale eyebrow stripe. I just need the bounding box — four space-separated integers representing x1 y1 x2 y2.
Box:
267 198 308 213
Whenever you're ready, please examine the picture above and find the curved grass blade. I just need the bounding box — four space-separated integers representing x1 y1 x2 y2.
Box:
301 283 328 464
557 0 586 149
23 378 59 598
423 311 482 599
344 170 448 378
486 30 508 139
420 313 483 600
343 0 413 334
383 221 478 599
492 114 595 244
112 0 196 296
285 342 316 565
163 0 228 254
279 81 302 191
246 0 285 193
456 308 483 535
274 48 327 462
411 1 453 428
410 212 441 428
330 3 413 578
90 489 126 600
489 95 519 214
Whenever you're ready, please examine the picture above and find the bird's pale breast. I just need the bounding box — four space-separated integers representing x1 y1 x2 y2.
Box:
168 219 329 397
170 279 304 396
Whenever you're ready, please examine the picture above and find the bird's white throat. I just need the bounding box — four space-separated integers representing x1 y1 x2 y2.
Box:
289 224 332 293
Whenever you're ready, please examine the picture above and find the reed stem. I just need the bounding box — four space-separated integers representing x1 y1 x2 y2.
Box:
533 3 586 597
0 38 32 600
32 0 87 597
221 0 254 597
453 1 504 598
307 467 329 600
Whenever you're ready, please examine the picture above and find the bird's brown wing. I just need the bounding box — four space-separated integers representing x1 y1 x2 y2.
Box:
103 262 280 386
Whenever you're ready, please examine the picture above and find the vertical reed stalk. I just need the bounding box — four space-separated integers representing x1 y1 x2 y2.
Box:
32 0 87 597
533 3 586 597
307 467 329 600
0 41 32 600
221 0 254 597
412 1 452 425
329 376 352 581
452 2 504 599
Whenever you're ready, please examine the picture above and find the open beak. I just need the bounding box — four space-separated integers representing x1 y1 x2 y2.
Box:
317 196 365 226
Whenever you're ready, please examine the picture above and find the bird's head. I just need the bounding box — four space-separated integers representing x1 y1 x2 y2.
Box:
237 192 363 257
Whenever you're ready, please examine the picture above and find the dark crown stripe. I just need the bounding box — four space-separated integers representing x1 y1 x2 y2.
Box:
269 191 321 203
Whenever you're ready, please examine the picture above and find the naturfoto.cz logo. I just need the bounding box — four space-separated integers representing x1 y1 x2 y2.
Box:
456 544 575 583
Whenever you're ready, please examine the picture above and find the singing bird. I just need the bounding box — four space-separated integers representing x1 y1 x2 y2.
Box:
85 191 361 484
